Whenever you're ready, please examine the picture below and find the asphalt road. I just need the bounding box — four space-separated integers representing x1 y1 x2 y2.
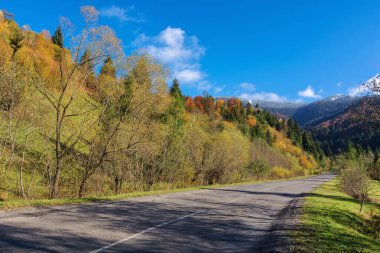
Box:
0 174 334 253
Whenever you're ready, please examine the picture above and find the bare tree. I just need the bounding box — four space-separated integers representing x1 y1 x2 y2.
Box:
0 64 26 179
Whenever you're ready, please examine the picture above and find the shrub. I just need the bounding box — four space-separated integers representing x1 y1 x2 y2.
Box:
338 161 374 212
299 154 314 170
271 166 291 179
247 159 271 180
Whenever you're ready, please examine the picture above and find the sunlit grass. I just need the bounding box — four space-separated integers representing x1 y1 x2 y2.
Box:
0 174 311 210
293 179 380 252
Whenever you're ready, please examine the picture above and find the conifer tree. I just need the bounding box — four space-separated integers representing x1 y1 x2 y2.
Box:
169 78 185 117
80 50 96 88
9 27 24 59
52 26 63 48
100 56 116 78
170 78 183 98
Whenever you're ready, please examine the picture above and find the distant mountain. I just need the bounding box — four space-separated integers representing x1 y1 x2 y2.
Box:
253 100 304 117
233 94 362 127
309 96 380 154
218 97 304 117
292 95 361 127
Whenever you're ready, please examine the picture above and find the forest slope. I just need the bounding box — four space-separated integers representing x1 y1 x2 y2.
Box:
0 9 323 202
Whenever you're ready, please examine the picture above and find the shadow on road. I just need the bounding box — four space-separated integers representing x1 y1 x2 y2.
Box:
0 175 335 252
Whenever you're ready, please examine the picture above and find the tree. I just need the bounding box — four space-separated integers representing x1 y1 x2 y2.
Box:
185 97 196 112
76 54 169 197
338 160 375 212
245 102 253 115
99 56 116 78
168 78 184 117
1 9 14 21
345 142 358 161
52 26 63 48
247 160 271 180
0 65 26 179
31 6 123 198
80 49 96 89
194 96 204 113
170 78 183 98
266 130 273 145
9 27 24 59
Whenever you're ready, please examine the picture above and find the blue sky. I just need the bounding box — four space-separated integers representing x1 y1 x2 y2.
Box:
2 0 380 102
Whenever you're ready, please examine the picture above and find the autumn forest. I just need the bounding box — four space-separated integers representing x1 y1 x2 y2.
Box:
0 7 326 201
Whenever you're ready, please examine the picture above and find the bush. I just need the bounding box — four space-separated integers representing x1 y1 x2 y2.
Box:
271 166 291 179
338 160 374 212
246 160 271 180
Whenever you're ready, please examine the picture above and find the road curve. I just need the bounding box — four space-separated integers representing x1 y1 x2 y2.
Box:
0 174 334 253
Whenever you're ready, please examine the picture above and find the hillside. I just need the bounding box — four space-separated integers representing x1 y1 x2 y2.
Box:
310 96 380 154
0 13 323 201
292 95 361 127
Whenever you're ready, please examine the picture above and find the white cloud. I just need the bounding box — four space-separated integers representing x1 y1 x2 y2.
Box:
214 86 225 93
133 27 206 85
298 85 321 98
175 69 203 83
197 81 213 91
240 92 288 103
100 5 145 23
240 82 256 92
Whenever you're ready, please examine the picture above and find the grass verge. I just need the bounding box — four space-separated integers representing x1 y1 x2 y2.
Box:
292 179 380 253
0 174 313 211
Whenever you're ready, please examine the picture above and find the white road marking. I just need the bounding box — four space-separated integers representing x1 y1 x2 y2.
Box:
89 186 276 253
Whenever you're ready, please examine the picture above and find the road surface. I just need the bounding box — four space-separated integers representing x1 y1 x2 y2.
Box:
0 174 334 253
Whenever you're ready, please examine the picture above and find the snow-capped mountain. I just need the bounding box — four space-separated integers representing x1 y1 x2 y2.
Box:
349 74 380 96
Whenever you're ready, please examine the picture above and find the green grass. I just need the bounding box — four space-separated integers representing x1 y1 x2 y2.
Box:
0 174 313 210
293 179 380 253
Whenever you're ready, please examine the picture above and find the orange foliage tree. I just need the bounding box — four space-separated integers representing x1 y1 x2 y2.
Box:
185 96 196 112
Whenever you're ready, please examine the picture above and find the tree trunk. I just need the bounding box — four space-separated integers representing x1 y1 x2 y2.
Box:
78 171 89 198
360 196 365 213
114 177 119 194
50 107 62 199
50 162 61 199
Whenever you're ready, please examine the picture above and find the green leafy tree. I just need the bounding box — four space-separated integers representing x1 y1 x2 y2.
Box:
248 160 271 180
345 143 358 160
338 160 374 212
